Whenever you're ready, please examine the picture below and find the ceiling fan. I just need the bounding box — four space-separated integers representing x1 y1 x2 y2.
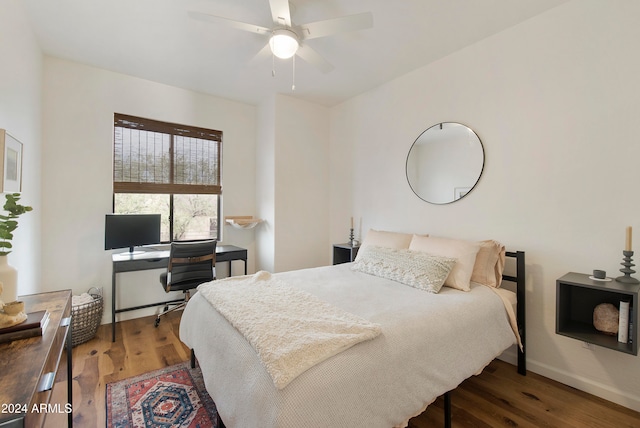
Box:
188 0 373 74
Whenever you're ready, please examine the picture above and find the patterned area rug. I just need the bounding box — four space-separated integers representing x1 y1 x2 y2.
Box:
106 362 219 428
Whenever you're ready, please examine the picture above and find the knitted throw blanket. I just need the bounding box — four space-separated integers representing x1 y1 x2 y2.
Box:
197 271 381 389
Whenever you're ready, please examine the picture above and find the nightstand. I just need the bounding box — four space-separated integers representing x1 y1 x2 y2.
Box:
556 272 638 355
333 244 360 265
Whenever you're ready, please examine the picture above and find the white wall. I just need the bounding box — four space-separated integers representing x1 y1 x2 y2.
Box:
256 94 331 273
273 95 330 272
330 0 640 411
256 96 276 272
41 57 257 322
0 0 43 296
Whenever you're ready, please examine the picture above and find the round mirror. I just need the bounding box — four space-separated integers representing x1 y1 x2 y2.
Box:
406 122 484 204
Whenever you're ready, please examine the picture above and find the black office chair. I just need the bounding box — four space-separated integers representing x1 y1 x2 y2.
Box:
155 240 216 327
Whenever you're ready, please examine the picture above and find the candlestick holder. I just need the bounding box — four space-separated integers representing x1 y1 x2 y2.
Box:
615 250 640 284
349 228 355 247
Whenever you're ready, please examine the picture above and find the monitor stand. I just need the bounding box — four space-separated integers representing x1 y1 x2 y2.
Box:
118 246 145 256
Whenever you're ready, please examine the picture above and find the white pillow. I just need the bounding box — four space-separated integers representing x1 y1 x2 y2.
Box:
355 229 414 261
409 235 481 291
352 246 456 293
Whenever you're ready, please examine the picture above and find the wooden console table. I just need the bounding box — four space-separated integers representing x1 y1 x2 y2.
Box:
0 290 73 427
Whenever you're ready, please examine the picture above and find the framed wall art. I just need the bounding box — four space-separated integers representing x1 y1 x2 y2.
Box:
0 129 23 193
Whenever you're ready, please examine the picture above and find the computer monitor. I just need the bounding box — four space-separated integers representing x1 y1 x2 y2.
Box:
105 213 161 255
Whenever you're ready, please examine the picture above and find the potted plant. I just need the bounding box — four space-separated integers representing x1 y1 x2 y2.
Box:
0 193 33 256
0 193 32 309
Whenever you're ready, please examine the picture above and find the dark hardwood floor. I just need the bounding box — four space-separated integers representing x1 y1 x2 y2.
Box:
70 313 640 427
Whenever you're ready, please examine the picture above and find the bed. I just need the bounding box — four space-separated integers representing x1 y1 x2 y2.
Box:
179 232 526 428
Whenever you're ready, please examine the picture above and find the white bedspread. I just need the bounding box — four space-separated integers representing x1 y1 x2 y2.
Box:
180 263 516 428
196 270 381 389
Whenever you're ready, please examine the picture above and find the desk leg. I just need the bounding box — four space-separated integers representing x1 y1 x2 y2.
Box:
112 266 116 342
227 260 247 277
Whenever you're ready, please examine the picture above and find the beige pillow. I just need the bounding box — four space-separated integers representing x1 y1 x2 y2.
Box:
408 235 481 291
352 246 456 293
471 240 506 288
356 229 414 261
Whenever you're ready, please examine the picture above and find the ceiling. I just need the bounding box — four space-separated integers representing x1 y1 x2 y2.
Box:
23 0 568 107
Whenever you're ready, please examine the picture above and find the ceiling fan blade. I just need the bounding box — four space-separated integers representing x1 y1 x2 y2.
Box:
188 11 271 35
248 43 273 67
269 0 292 27
300 12 373 40
296 44 334 74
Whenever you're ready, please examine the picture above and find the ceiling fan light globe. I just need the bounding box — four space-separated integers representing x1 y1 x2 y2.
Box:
269 30 299 59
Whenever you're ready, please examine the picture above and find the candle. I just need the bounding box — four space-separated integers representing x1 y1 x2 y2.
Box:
626 226 632 251
350 217 354 229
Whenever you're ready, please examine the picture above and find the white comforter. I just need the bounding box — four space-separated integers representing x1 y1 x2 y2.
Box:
180 263 516 428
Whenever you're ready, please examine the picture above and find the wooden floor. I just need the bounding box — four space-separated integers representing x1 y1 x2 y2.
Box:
70 313 640 427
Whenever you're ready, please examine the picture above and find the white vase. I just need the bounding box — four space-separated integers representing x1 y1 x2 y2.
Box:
0 255 18 304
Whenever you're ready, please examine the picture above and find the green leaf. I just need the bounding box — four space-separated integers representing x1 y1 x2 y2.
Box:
0 193 32 253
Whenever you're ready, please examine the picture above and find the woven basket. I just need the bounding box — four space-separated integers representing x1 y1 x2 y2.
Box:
71 288 103 347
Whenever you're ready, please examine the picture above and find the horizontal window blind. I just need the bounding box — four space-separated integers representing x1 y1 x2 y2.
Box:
114 113 222 195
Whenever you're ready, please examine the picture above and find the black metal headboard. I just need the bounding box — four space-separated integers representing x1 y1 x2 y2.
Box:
503 251 526 376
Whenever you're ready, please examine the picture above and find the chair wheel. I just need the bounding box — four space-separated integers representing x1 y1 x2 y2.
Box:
155 318 160 328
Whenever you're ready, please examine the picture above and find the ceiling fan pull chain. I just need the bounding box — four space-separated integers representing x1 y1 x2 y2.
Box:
292 55 296 91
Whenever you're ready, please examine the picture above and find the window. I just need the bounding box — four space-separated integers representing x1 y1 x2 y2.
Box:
113 113 222 241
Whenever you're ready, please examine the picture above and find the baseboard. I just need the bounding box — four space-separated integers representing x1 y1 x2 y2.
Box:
498 347 640 412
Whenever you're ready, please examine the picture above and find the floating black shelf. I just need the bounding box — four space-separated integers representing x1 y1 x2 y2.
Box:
333 243 359 265
556 272 638 355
